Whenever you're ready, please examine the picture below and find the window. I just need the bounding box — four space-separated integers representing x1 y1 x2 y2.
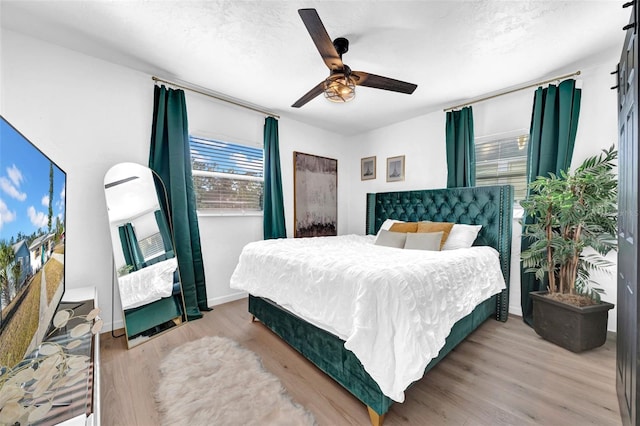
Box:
475 134 529 202
190 136 264 213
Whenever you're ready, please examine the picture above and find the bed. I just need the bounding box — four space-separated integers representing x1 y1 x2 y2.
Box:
234 185 513 425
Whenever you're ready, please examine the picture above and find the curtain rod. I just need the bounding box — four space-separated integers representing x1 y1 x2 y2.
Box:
443 70 581 112
152 76 280 119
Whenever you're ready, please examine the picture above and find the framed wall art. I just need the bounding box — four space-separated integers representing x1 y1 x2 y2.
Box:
386 155 405 182
361 156 376 180
293 151 338 237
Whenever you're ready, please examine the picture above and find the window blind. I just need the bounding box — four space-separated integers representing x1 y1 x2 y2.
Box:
475 135 529 201
190 136 264 212
139 232 165 261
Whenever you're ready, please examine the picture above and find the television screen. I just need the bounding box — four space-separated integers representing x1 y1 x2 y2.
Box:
0 115 66 369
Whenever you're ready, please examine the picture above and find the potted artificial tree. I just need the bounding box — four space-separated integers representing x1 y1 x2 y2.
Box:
520 145 617 353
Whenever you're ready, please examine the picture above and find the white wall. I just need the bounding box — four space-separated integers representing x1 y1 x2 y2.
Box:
344 112 447 234
1 29 152 332
1 29 348 330
344 58 620 331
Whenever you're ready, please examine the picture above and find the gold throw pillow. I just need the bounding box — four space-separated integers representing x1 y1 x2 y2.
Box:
389 222 418 233
417 221 455 249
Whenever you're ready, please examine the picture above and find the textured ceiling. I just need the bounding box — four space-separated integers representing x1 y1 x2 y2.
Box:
0 1 629 136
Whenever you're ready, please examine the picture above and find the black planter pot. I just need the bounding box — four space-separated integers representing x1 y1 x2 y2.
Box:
530 291 614 353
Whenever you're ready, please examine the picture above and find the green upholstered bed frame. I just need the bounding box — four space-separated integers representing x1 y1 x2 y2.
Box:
248 185 513 424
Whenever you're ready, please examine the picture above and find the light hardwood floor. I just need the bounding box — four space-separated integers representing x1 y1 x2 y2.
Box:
100 299 621 425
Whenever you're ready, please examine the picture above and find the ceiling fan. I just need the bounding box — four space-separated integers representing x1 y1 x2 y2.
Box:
292 8 418 108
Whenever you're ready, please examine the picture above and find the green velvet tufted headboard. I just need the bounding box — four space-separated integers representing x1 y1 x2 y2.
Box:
365 185 513 321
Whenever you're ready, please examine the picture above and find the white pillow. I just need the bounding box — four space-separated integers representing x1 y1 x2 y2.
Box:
374 230 407 248
404 231 443 251
442 224 482 250
376 219 402 237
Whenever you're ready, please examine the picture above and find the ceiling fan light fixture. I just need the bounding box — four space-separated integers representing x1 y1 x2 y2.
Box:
291 9 417 108
323 73 356 103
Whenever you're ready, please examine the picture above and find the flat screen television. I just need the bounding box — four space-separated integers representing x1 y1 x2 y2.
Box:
0 115 66 370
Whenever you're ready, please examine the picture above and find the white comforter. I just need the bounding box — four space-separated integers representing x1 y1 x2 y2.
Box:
230 234 505 402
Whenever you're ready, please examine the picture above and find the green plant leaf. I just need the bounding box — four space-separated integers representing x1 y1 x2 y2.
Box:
520 144 618 298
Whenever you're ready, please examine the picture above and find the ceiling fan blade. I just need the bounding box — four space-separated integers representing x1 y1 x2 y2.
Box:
351 71 417 94
298 8 344 70
292 81 325 108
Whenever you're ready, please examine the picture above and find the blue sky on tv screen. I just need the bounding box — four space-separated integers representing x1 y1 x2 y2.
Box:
0 118 66 243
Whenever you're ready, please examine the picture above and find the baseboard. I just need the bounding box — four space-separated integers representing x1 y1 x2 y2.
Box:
104 319 124 333
509 304 523 317
208 291 247 307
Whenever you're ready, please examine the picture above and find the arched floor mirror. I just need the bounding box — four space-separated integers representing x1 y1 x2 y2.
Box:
104 162 187 348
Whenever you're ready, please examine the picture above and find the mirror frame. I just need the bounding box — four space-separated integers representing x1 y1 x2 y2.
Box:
104 162 188 348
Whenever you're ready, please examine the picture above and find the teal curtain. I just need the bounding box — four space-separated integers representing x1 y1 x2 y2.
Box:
263 117 286 239
154 209 174 256
118 223 144 271
445 106 476 187
149 85 209 320
521 79 581 326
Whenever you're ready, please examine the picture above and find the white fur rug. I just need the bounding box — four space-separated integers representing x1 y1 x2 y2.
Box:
155 336 316 426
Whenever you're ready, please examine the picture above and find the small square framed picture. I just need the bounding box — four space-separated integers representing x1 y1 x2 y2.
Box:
361 156 376 180
386 155 405 182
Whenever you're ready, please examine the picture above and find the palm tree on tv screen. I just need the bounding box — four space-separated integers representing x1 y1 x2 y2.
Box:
48 162 53 232
0 242 13 309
